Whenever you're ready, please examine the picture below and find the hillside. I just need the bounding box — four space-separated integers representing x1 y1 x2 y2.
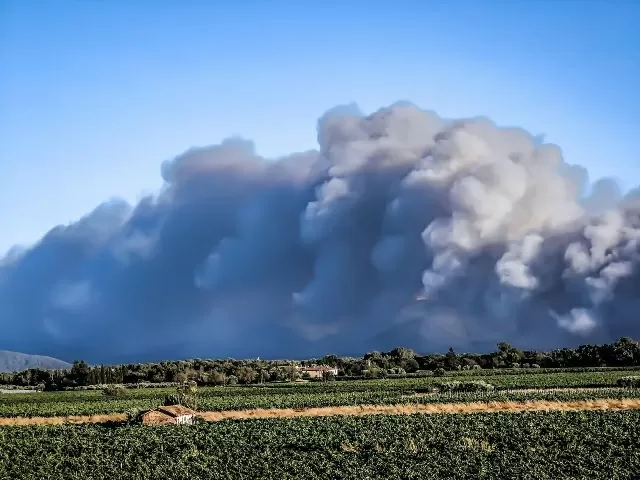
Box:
0 351 71 373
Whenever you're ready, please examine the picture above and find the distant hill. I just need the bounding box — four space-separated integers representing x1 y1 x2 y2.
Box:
0 351 71 373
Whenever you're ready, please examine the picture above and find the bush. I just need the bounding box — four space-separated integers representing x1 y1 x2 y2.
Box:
126 408 144 423
364 368 387 379
617 376 640 388
436 380 494 393
164 393 181 405
102 385 127 397
433 368 446 377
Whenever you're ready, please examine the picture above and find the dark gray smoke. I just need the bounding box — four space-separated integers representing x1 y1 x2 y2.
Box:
1 103 639 363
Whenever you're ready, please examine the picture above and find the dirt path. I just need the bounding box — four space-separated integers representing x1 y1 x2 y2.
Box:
0 414 127 426
199 398 640 421
2 398 640 426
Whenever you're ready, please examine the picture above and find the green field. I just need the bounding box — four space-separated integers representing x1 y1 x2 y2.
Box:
1 370 638 417
2 368 639 479
1 410 639 480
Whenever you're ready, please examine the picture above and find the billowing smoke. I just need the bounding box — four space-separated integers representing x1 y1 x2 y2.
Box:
1 103 639 363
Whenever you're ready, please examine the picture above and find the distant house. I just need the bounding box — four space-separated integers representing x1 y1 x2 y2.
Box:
297 366 339 379
140 405 198 425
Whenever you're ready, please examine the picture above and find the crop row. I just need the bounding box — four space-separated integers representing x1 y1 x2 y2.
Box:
1 410 639 479
434 364 640 376
1 369 635 406
1 387 639 418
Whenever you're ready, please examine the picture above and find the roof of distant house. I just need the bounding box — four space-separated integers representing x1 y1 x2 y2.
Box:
142 410 175 424
157 405 197 417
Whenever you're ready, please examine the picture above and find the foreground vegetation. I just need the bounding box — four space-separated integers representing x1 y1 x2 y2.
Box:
1 410 638 479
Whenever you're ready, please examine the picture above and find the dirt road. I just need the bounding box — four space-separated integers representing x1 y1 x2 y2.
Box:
199 398 640 421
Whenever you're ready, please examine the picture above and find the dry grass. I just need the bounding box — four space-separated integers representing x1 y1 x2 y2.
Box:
0 414 126 426
2 398 639 426
199 398 640 421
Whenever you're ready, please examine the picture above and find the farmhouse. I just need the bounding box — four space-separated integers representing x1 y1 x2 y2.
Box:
297 365 339 379
140 405 198 425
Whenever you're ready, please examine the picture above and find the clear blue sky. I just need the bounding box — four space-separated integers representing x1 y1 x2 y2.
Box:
1 0 639 256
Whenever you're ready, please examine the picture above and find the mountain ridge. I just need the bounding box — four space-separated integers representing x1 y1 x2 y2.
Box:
0 350 71 373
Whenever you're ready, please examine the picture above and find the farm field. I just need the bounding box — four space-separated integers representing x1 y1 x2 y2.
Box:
2 394 640 426
1 410 639 479
1 368 639 478
1 369 639 418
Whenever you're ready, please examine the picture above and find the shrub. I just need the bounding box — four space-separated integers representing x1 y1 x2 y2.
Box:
436 380 494 393
126 408 144 423
102 385 127 397
617 376 640 388
433 368 446 377
364 368 385 379
163 393 181 405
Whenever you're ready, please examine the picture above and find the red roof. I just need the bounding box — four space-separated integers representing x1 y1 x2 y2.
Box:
141 411 175 425
157 405 196 417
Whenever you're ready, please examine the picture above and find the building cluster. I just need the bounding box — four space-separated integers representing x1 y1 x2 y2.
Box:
296 365 339 379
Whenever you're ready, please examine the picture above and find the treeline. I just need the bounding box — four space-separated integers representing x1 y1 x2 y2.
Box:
1 337 639 390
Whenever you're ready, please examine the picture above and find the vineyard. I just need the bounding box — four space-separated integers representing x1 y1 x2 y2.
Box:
2 387 640 419
1 368 640 478
1 410 638 479
1 370 638 418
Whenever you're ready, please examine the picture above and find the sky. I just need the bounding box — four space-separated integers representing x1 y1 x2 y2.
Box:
1 0 639 257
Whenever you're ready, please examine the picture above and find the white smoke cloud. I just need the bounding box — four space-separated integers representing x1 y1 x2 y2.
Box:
0 102 638 362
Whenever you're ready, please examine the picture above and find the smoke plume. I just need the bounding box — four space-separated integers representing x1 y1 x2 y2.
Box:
1 103 639 363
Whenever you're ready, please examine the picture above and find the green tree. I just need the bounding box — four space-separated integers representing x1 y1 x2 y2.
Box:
70 360 91 386
236 366 257 384
211 371 226 385
165 380 199 409
174 372 188 383
495 342 523 365
444 347 460 370
390 347 415 359
282 366 299 382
